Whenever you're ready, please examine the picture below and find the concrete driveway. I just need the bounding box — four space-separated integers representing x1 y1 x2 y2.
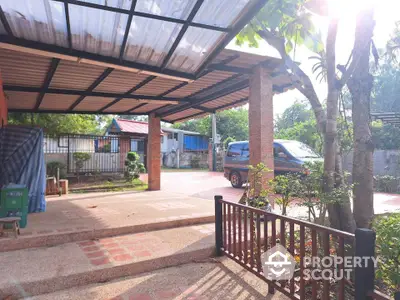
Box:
159 171 400 216
161 171 243 202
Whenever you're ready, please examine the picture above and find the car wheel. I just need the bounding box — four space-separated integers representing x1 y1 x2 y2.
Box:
230 171 243 188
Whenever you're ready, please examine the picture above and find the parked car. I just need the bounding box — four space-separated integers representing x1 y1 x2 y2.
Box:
224 140 322 188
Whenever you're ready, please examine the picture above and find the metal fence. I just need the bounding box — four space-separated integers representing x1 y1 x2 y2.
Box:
44 134 145 174
214 196 398 300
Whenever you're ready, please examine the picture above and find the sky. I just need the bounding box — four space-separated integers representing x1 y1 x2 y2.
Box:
227 0 400 118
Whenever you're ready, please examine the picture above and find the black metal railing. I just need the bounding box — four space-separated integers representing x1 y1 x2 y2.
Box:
214 195 398 300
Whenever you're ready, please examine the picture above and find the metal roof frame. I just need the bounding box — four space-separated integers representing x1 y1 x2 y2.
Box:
0 0 268 81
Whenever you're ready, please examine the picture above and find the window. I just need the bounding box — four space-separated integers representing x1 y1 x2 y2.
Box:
168 133 174 139
137 141 145 152
274 145 285 158
161 136 165 143
227 143 243 157
242 144 249 158
279 141 320 158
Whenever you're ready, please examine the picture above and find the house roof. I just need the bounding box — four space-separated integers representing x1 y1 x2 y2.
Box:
161 127 201 136
112 118 202 136
113 118 163 135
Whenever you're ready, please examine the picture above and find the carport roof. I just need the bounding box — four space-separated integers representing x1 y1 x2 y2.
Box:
0 0 296 123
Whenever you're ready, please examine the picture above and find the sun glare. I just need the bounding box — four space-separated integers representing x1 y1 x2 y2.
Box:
327 0 375 18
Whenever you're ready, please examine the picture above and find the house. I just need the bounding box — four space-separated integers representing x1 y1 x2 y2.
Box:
106 118 209 168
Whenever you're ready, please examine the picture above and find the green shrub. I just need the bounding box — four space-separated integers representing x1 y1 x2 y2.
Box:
46 161 67 178
374 213 400 293
190 155 201 168
73 152 91 175
124 152 146 182
270 173 302 216
223 136 236 150
374 175 400 193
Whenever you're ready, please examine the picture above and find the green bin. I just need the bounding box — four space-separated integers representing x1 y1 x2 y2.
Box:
0 186 29 228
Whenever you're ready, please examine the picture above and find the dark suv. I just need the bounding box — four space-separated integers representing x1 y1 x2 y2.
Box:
223 140 322 188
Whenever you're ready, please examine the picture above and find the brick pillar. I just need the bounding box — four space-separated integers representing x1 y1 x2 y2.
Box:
147 113 161 190
249 65 274 194
0 72 7 126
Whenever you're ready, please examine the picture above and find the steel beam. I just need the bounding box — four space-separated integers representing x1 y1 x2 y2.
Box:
34 58 60 111
0 36 197 81
160 76 248 117
119 0 137 60
160 0 204 70
3 85 186 102
98 76 157 112
68 68 114 111
195 0 269 76
125 103 147 113
8 108 147 116
0 6 12 36
53 0 230 33
64 2 72 49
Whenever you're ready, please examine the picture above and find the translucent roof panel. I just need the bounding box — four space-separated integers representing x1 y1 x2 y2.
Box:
123 16 182 67
166 27 226 73
1 0 68 47
0 0 266 76
77 0 132 10
193 0 252 27
135 0 197 19
69 4 128 58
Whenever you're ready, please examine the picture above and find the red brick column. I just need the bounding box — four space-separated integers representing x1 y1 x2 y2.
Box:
147 113 161 190
0 72 7 126
249 65 274 194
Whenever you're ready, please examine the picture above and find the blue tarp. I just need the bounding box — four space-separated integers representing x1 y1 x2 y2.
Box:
183 135 208 151
0 126 46 213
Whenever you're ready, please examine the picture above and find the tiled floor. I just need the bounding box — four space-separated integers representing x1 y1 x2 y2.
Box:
78 234 166 266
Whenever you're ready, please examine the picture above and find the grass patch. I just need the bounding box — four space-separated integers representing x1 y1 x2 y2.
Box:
70 179 148 193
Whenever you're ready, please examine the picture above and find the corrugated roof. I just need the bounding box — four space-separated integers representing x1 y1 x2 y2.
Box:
0 0 267 77
115 118 163 135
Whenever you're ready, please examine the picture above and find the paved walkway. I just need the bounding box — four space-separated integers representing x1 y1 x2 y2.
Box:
0 226 215 298
32 258 288 300
17 191 213 236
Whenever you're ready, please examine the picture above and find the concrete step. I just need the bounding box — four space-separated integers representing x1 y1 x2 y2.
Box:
31 257 289 300
0 224 216 299
0 214 214 253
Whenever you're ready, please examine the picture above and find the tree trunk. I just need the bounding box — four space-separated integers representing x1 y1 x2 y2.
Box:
347 6 375 228
256 24 357 232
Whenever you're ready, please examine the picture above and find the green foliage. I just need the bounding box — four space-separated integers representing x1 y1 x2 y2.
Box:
8 113 112 135
236 0 323 53
223 137 236 149
270 173 302 216
297 161 352 225
374 213 400 291
275 102 323 154
124 152 146 182
46 161 67 179
244 163 272 210
374 175 400 193
73 152 91 172
174 108 249 143
372 121 400 150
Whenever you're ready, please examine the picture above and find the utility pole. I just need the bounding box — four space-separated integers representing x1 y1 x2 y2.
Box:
211 113 217 171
